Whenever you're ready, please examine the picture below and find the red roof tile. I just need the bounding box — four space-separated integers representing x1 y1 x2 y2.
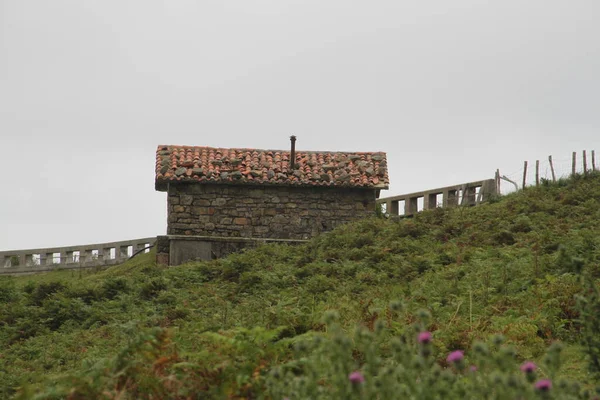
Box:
155 145 389 191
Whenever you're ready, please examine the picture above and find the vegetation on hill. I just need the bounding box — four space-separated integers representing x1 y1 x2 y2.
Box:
1 173 600 399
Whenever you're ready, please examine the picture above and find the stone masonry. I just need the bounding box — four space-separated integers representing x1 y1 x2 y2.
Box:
155 143 389 264
167 183 377 240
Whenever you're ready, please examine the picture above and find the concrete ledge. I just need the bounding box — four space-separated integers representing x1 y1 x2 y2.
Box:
166 235 308 244
157 235 307 266
1 263 115 276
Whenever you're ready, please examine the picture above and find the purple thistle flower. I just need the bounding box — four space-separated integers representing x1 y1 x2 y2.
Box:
447 350 464 363
348 371 365 384
418 331 432 344
520 361 537 373
535 379 552 391
469 365 478 372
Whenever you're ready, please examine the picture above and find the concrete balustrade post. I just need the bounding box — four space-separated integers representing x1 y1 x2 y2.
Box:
119 245 129 260
103 248 112 262
406 197 418 215
390 200 399 215
484 180 497 199
81 250 91 265
465 186 477 205
0 255 5 268
90 250 99 264
66 251 75 264
87 250 95 264
423 193 434 210
445 190 458 207
45 253 54 266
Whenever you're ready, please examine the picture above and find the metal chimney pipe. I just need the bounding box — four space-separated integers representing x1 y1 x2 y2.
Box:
290 135 297 170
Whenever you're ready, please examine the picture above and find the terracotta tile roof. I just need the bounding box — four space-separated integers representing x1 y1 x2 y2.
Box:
155 145 389 191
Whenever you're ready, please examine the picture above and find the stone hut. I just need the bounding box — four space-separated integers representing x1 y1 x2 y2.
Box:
155 139 389 265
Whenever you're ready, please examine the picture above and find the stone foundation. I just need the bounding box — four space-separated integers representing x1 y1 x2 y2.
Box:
156 235 306 266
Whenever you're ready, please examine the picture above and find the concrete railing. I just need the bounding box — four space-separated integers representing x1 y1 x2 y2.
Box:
377 179 497 217
0 237 156 275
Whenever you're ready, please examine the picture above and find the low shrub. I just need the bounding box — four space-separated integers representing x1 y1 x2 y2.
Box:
267 309 599 400
101 277 131 300
28 281 67 306
139 277 169 299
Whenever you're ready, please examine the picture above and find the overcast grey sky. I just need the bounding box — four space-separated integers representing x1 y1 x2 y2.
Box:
1 0 599 251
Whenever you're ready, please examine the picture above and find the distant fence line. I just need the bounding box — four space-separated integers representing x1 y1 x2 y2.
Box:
378 150 598 217
377 178 498 217
0 237 156 275
499 149 596 192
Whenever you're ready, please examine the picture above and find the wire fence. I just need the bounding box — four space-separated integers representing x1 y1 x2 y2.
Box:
497 150 597 195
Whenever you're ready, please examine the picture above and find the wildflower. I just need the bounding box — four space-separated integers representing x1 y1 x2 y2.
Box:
534 379 552 392
447 350 464 363
349 371 365 384
520 361 537 374
418 331 432 344
470 365 478 372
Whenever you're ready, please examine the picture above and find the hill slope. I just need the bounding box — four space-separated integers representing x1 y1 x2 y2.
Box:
1 173 600 398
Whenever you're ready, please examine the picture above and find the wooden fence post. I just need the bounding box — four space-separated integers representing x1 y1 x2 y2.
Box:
593 150 597 171
535 160 540 186
572 152 576 175
522 161 528 189
548 155 556 182
583 150 588 174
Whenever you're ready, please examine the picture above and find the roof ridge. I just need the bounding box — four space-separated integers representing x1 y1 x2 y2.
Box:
157 145 387 155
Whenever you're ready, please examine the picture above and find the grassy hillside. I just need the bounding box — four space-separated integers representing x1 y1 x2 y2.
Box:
1 173 600 399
